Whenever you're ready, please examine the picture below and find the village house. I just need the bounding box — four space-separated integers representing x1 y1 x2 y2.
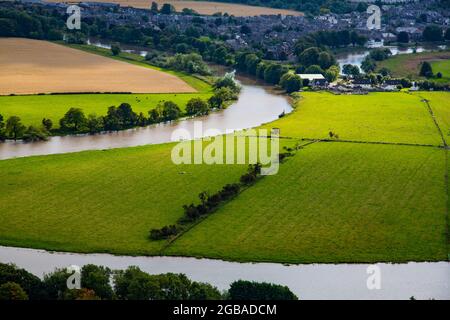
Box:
298 74 328 87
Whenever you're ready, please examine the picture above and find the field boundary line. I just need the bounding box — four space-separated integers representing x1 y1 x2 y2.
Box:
159 140 321 254
419 96 447 148
300 138 441 149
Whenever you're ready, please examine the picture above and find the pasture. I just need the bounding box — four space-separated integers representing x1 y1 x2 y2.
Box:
262 92 444 146
0 38 196 95
0 92 212 128
46 0 302 17
0 142 248 255
376 50 450 81
166 142 448 263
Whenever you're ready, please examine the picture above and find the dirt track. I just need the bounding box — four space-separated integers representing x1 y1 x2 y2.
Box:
45 0 302 16
0 38 195 95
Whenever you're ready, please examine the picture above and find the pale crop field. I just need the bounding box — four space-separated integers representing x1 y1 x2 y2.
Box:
0 38 195 95
45 0 302 16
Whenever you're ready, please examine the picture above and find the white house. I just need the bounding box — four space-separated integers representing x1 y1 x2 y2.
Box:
298 74 327 87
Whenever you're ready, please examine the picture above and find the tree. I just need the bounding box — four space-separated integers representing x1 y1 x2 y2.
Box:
361 57 376 73
161 101 181 121
324 65 340 82
43 268 73 300
420 61 433 78
150 1 158 13
86 114 104 134
446 28 450 41
111 43 121 56
228 280 298 300
423 25 443 42
160 3 175 14
342 64 360 77
379 67 391 77
0 263 45 299
397 31 410 43
0 113 6 141
42 118 53 131
186 98 209 116
81 264 114 300
23 126 48 142
279 73 302 93
304 64 324 74
113 266 159 300
298 47 321 67
60 108 87 132
0 282 28 300
317 51 336 70
264 64 289 85
5 116 25 140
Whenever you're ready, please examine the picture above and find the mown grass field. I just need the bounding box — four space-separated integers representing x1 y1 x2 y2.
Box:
0 92 212 128
166 142 448 263
262 92 443 146
376 50 450 83
0 142 248 255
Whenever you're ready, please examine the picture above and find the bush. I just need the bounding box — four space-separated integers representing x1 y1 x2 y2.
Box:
150 225 178 240
228 280 298 300
0 282 28 300
279 73 302 93
0 263 45 299
23 126 48 142
186 98 209 116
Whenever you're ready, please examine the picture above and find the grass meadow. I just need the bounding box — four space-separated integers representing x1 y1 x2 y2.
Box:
262 92 443 146
166 142 448 263
0 142 248 255
0 92 212 128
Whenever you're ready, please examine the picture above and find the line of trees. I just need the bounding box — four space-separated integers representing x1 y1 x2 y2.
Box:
0 114 49 142
150 163 263 240
0 263 297 300
0 75 240 142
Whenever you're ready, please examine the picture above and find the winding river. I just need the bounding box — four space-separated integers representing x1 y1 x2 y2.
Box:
0 78 291 160
0 43 448 300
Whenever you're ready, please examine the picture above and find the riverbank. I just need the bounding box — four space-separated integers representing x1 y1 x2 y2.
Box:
0 245 448 300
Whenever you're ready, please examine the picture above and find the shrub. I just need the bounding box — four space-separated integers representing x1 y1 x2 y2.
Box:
150 225 178 240
228 280 298 300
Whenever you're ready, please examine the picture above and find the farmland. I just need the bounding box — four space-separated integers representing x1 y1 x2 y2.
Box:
166 142 448 263
0 142 248 255
376 50 450 82
0 91 448 263
261 91 444 146
0 38 196 95
46 0 302 17
0 92 212 128
431 59 450 83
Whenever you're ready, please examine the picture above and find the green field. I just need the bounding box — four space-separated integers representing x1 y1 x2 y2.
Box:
166 142 448 263
431 59 450 83
0 142 248 255
0 43 212 128
376 50 450 83
262 92 443 146
0 92 212 128
0 90 448 263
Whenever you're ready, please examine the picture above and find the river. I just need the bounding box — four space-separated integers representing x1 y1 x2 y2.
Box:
0 78 291 160
0 246 448 300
